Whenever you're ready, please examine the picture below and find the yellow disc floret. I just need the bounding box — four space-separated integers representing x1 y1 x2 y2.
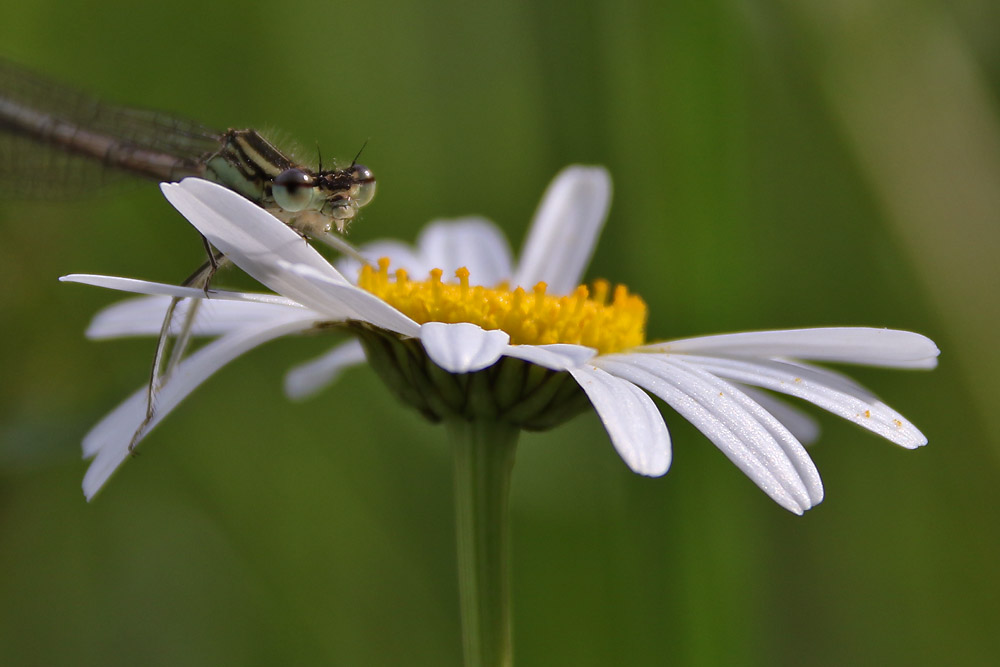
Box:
358 258 647 354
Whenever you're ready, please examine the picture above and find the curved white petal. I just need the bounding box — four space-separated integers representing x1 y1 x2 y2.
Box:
738 385 822 445
277 262 421 337
512 166 612 294
502 343 597 372
60 274 298 304
284 340 367 400
415 218 514 286
664 357 823 505
419 322 510 373
567 364 671 477
62 274 210 299
81 318 314 500
597 355 815 514
644 327 940 369
681 355 927 448
87 295 315 339
160 180 355 317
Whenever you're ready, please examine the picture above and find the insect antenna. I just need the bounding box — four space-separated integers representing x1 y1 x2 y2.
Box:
351 139 369 167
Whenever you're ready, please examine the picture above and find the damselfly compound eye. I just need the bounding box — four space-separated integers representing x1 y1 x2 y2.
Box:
348 164 376 207
272 168 316 212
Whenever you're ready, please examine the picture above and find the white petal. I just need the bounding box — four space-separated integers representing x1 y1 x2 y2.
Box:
419 322 510 373
567 364 671 477
502 343 597 372
62 274 220 300
81 318 314 500
276 261 421 337
160 180 356 317
737 386 822 445
644 327 940 369
512 166 612 294
415 218 514 286
681 355 927 448
336 241 424 284
86 296 312 339
663 357 822 505
85 296 188 338
597 355 815 513
61 274 303 308
338 221 514 289
284 340 367 400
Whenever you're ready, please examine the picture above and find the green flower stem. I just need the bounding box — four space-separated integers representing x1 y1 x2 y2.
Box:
448 418 520 667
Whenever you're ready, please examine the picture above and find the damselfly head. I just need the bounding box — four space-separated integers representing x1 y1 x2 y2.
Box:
316 163 377 224
269 163 376 232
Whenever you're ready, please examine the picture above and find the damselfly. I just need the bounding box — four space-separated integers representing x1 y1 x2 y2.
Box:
0 58 375 236
0 58 375 447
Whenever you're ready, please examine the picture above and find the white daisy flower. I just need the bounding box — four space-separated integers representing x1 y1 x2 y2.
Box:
63 167 939 512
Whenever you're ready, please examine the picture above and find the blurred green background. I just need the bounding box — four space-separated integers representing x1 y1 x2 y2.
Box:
2 0 998 664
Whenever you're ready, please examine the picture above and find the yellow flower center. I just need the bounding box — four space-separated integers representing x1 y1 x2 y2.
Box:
358 258 647 354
